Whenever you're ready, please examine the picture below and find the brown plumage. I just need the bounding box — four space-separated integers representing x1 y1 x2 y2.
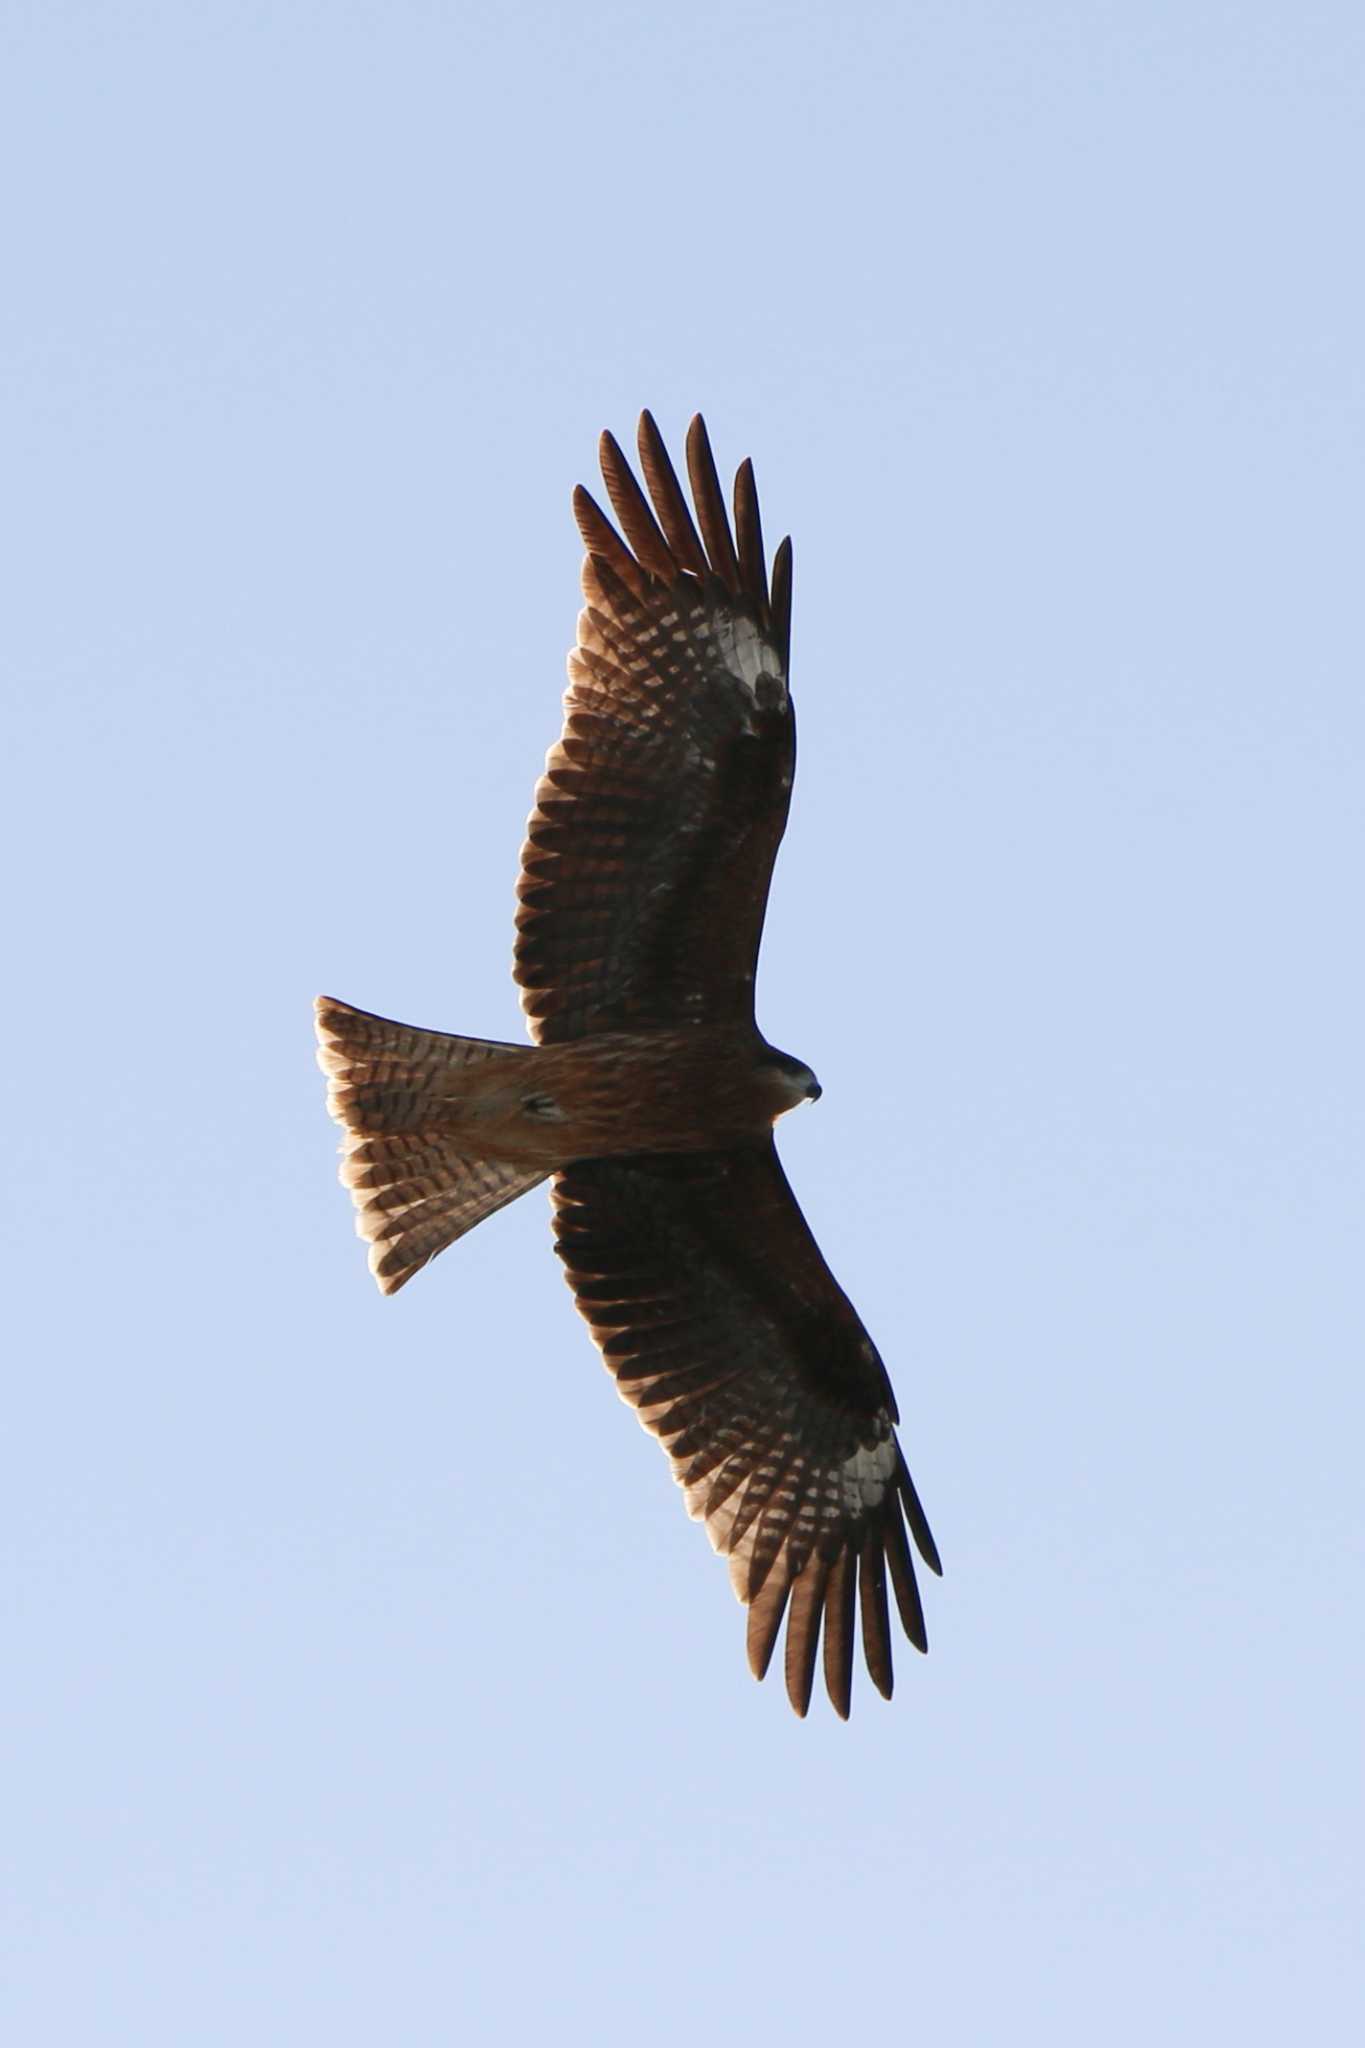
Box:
316 413 941 1716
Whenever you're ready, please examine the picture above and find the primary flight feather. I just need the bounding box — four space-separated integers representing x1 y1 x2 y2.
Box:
316 413 941 1717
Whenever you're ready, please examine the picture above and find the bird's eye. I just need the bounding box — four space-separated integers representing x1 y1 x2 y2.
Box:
522 1092 565 1120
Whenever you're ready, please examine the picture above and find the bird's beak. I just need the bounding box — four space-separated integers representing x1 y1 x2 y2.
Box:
806 1080 822 1103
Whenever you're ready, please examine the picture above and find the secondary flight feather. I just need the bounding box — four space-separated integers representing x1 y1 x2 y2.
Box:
316 413 941 1716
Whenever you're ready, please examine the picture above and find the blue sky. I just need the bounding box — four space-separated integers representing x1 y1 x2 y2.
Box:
5 3 1362 2040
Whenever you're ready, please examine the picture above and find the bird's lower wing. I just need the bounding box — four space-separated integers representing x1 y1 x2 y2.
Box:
552 1142 940 1718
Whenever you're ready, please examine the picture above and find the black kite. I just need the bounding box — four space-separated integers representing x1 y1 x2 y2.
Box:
316 414 941 1716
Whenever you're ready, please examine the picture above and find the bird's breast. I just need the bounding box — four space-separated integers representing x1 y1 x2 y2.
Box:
525 1027 775 1157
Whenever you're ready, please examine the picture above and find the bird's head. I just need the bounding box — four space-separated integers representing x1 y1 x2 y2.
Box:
759 1045 822 1118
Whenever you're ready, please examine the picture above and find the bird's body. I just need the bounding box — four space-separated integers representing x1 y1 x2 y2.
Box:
317 413 941 1716
322 1011 818 1172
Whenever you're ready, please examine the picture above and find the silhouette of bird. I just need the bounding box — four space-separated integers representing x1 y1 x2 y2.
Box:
316 414 941 1715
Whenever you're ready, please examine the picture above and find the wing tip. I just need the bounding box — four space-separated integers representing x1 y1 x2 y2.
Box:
742 1500 935 1719
897 1452 943 1576
684 413 741 590
770 536 793 665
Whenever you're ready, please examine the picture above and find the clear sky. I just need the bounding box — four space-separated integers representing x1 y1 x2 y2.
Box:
5 3 1362 2041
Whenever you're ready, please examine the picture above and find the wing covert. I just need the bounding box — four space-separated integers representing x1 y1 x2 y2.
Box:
553 1142 941 1717
515 413 795 1044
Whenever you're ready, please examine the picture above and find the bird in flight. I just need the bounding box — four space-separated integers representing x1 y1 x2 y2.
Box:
316 413 941 1716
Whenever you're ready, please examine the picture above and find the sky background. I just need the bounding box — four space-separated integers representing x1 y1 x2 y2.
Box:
4 2 1362 2041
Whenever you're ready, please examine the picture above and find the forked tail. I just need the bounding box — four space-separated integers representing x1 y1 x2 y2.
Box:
315 996 548 1294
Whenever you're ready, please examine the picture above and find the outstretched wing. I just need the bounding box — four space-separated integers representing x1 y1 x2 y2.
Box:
515 412 795 1045
553 1143 941 1717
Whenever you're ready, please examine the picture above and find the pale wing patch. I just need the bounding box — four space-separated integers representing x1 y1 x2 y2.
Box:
574 593 784 711
709 606 787 712
680 1430 899 1601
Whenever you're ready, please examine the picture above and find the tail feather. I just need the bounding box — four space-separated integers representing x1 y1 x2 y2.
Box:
316 995 528 1132
343 1135 545 1294
315 996 547 1294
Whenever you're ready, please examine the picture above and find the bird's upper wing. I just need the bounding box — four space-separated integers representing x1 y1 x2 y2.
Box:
553 1142 941 1717
515 412 795 1044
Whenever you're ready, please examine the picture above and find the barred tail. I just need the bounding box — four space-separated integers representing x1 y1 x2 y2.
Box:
314 996 547 1294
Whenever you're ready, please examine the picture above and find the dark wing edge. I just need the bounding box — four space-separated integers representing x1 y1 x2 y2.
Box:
553 1145 941 1719
515 414 795 1045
